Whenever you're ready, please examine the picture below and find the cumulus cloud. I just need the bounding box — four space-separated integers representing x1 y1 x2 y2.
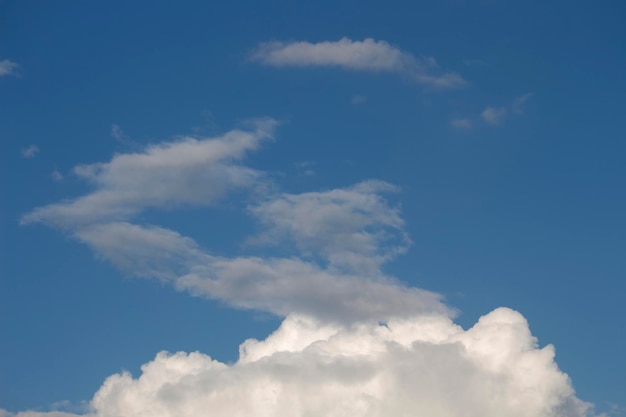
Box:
251 38 465 89
21 145 40 159
481 106 507 125
0 59 19 77
2 309 595 417
17 122 596 417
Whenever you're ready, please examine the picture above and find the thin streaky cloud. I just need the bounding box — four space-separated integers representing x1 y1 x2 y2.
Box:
251 38 466 89
0 59 19 77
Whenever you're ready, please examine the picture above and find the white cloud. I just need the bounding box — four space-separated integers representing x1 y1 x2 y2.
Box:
22 124 447 323
481 106 507 125
17 122 598 417
21 119 276 228
251 38 465 89
177 255 449 322
513 92 534 114
3 308 595 417
0 59 19 77
65 183 447 323
249 181 409 273
21 145 40 159
450 118 472 129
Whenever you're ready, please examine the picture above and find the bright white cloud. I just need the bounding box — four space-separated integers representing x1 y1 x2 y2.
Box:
0 59 19 77
251 38 465 89
481 106 507 125
21 145 40 159
3 308 595 417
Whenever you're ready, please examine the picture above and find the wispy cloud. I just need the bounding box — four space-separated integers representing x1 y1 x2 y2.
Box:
251 38 466 89
21 145 40 159
51 170 64 182
110 124 125 141
0 59 19 77
450 118 473 129
351 94 367 104
513 92 534 114
481 106 507 125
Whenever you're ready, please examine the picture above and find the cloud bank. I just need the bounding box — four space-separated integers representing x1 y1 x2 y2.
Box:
251 38 465 89
3 310 593 417
16 122 595 417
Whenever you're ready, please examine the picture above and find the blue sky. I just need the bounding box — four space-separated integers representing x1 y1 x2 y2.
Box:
1 1 625 416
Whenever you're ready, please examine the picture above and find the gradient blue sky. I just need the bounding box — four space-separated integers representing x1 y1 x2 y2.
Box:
1 1 625 415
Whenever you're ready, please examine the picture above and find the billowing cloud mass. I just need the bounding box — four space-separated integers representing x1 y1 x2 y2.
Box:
251 38 465 89
16 122 596 417
3 310 593 417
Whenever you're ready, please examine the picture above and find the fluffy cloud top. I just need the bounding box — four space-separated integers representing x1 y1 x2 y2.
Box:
16 122 595 417
3 309 594 417
251 38 465 89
